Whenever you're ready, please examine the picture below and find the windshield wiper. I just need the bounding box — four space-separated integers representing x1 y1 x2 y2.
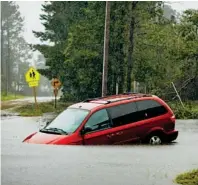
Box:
40 127 68 135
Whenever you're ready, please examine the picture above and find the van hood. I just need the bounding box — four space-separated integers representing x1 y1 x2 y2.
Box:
23 132 69 144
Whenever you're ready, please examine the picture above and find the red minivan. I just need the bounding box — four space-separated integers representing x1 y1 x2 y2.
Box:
23 93 178 145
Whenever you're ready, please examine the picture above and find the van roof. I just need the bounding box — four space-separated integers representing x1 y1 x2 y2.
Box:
68 93 152 110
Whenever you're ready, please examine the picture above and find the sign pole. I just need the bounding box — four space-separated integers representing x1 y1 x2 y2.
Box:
55 94 57 109
33 86 38 110
54 89 57 109
51 78 61 109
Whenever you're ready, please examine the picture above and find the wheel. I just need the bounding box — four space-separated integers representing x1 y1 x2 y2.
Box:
148 135 162 145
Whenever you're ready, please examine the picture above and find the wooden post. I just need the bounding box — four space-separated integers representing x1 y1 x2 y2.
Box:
55 95 57 109
116 82 118 95
33 86 38 110
54 88 58 109
102 1 110 97
133 80 136 93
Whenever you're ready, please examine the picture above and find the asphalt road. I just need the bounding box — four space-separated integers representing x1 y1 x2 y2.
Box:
1 116 198 185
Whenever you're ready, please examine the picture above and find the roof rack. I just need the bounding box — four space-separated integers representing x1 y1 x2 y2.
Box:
122 92 140 95
83 95 110 103
105 94 151 104
83 93 151 104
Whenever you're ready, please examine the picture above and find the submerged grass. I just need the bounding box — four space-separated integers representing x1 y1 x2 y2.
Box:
14 101 73 116
174 169 198 185
1 93 25 101
1 103 16 110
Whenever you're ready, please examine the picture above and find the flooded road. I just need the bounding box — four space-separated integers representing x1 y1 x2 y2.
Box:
1 96 59 115
1 116 198 185
9 96 59 103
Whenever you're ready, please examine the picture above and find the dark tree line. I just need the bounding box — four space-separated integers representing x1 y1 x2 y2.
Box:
32 2 198 101
1 1 32 95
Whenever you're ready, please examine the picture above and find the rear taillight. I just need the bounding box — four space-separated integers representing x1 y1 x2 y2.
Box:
170 115 176 123
164 115 176 132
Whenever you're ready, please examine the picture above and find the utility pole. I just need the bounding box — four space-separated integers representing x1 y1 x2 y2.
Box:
1 1 5 93
102 1 110 97
6 19 10 95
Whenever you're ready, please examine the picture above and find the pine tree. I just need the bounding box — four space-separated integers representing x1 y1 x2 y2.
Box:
1 1 31 95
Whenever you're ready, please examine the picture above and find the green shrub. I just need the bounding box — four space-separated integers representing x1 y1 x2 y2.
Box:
168 101 198 119
60 93 78 102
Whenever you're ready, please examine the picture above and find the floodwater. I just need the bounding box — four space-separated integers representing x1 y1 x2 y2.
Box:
1 96 58 112
1 116 198 185
9 96 59 103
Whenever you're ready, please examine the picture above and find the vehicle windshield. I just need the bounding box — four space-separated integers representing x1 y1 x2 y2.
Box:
44 108 89 134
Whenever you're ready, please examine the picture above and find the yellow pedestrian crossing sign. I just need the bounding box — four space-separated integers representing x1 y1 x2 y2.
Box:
25 67 40 110
28 81 39 87
25 67 40 84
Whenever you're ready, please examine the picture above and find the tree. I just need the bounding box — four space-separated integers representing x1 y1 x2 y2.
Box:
32 1 88 78
175 9 198 100
1 1 31 95
32 1 198 101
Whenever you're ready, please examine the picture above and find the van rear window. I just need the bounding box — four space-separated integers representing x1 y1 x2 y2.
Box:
107 100 168 128
136 100 168 119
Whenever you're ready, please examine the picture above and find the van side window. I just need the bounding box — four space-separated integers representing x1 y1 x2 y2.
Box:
107 102 138 127
136 100 168 120
84 109 110 133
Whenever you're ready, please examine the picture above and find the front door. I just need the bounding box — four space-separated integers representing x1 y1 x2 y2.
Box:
82 109 113 145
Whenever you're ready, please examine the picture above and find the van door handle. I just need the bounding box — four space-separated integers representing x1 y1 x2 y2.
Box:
106 133 114 138
116 131 123 135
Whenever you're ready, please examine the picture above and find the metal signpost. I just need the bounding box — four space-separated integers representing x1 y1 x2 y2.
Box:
51 78 61 108
25 67 40 110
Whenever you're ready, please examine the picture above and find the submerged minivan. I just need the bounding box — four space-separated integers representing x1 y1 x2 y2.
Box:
23 93 178 145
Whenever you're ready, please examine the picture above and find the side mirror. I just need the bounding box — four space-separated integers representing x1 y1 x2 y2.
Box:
80 127 92 135
80 128 86 135
46 121 50 126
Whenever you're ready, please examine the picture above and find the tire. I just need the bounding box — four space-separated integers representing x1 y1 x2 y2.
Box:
147 133 164 145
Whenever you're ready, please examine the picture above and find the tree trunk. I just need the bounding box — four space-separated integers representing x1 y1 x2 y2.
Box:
6 22 10 95
1 11 5 93
127 2 137 92
102 1 111 97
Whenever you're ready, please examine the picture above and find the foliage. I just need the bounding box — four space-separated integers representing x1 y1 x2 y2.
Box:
1 1 32 95
32 2 198 101
175 169 198 185
168 101 198 119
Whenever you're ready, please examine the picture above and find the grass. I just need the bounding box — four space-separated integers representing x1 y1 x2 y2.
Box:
174 169 198 185
13 101 73 116
1 92 25 101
